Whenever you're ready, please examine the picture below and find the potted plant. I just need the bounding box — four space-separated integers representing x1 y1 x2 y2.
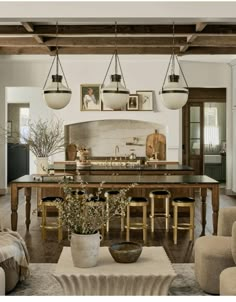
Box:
57 174 137 268
20 118 65 174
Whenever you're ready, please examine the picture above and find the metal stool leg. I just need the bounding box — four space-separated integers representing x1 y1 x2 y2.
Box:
126 205 130 241
173 204 178 245
143 204 147 244
106 201 110 233
41 203 46 240
150 197 155 232
165 197 170 231
189 204 195 241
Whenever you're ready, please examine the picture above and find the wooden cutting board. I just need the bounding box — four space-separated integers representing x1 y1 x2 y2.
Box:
146 130 166 160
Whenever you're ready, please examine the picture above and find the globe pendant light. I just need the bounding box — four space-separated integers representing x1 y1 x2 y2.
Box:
159 23 189 110
43 22 72 110
101 22 129 110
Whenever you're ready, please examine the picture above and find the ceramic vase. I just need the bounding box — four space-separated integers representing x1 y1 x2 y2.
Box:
70 232 102 268
36 157 48 175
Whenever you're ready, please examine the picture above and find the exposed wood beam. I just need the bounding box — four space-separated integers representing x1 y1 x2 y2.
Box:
21 22 34 33
0 36 186 47
180 23 208 53
196 22 207 32
21 22 49 51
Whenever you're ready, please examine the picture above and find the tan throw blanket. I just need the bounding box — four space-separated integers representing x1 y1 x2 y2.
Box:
0 229 30 280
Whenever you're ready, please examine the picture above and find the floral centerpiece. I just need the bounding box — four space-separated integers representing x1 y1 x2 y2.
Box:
57 173 137 268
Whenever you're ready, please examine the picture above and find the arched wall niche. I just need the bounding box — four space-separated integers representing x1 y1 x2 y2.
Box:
65 119 167 158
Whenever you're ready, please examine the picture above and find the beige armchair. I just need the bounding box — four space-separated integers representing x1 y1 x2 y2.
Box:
194 207 236 294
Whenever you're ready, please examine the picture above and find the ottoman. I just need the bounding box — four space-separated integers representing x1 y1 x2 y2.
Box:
0 267 5 295
195 235 235 294
220 267 236 295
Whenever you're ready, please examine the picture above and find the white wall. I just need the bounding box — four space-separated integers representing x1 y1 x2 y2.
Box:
0 56 232 191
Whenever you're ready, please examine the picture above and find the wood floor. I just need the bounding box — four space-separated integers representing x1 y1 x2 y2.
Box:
0 185 235 263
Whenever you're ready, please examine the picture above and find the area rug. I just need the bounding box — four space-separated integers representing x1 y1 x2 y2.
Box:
8 263 209 296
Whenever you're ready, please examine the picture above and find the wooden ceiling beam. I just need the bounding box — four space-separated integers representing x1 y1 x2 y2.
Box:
1 24 236 36
180 22 208 53
21 22 34 33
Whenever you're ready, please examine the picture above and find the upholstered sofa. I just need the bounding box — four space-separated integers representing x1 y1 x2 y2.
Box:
0 228 30 294
194 207 236 294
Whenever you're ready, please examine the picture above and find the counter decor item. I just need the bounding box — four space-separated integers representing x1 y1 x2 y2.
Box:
77 146 91 166
109 241 142 263
56 173 137 268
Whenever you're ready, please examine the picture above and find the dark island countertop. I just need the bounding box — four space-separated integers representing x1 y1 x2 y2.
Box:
52 163 194 172
49 162 194 176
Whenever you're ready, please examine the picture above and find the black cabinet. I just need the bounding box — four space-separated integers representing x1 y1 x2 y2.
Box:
8 143 29 182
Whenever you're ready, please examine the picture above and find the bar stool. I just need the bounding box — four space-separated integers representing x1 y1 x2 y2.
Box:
149 190 171 232
40 196 64 242
125 196 148 244
104 190 125 232
172 197 195 245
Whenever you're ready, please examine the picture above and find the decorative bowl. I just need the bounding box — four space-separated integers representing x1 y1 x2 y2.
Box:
108 241 142 263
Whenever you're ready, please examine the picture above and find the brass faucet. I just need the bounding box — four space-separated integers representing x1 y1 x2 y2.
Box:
114 145 119 160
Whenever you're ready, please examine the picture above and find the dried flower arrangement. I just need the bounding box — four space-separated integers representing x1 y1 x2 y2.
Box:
57 173 137 235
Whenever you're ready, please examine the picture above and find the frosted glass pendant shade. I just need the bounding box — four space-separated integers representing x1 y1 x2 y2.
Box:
160 75 188 110
101 74 129 110
43 75 72 110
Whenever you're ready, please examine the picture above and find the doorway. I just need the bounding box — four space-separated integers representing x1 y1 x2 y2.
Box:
7 103 30 182
182 88 226 181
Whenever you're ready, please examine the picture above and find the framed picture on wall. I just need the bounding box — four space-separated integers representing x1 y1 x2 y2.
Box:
127 94 139 111
136 90 153 111
80 84 101 111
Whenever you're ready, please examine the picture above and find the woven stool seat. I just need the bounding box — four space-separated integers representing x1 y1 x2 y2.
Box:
41 196 63 202
173 197 195 203
149 190 170 196
129 197 148 203
71 190 85 196
105 190 120 196
88 196 106 202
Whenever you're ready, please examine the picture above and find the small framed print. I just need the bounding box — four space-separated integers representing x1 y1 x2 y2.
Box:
136 90 153 111
80 84 101 111
127 94 139 111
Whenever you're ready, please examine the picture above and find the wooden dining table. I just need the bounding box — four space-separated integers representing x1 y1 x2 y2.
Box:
10 174 219 235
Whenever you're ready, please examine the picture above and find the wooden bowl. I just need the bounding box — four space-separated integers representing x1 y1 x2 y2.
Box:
109 241 142 263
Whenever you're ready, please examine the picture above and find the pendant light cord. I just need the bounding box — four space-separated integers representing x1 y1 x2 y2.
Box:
161 21 188 90
101 21 127 89
43 21 70 90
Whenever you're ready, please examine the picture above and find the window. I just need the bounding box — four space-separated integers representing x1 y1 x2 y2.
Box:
19 107 29 144
204 106 219 147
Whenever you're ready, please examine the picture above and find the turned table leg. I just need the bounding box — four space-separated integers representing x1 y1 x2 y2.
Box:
211 184 219 235
25 187 32 231
11 184 19 231
200 188 207 236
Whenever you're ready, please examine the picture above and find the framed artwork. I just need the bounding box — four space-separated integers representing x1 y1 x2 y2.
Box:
136 90 153 111
80 84 101 111
7 121 12 137
127 94 139 111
